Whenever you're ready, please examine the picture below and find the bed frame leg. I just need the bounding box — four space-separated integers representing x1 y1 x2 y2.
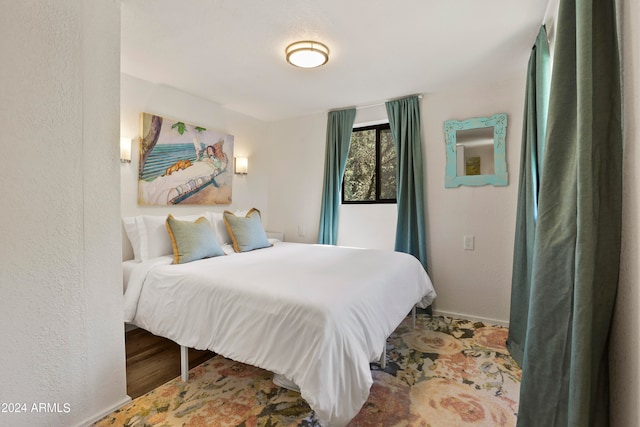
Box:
180 345 189 382
412 305 417 329
380 345 387 369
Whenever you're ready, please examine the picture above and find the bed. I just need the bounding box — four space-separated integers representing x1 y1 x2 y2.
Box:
122 211 436 427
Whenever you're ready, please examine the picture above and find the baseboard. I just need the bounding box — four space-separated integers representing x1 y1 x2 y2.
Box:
125 323 138 333
72 396 131 427
432 309 509 328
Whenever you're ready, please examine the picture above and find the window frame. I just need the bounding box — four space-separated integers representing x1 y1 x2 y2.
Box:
342 122 397 205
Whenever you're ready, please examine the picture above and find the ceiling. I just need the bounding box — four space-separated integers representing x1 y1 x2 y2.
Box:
121 0 548 122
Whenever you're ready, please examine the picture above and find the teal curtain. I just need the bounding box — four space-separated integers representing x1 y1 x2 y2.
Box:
317 108 356 245
507 26 551 366
385 96 427 270
515 0 622 426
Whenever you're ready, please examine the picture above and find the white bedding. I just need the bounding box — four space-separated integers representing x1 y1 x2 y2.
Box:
124 242 436 427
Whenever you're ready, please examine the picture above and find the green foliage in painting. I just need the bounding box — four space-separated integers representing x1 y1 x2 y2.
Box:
171 122 187 135
171 122 206 135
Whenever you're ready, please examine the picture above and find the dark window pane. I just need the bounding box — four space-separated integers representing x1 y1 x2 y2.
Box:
344 130 375 201
342 124 396 204
379 129 396 200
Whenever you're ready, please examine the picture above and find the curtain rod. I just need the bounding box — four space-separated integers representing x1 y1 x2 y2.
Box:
356 94 423 111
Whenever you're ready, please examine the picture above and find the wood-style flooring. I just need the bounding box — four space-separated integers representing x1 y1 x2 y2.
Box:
126 327 215 399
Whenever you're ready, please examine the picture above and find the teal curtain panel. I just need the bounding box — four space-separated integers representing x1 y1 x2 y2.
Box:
317 108 356 245
514 0 622 426
508 26 551 366
385 96 428 270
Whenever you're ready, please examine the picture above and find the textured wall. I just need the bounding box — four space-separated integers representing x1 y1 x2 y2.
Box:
610 0 640 424
0 1 128 426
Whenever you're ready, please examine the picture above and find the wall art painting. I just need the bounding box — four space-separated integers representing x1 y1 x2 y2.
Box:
138 113 234 205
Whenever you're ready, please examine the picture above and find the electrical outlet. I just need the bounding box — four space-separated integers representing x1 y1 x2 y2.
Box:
298 224 306 237
464 235 474 250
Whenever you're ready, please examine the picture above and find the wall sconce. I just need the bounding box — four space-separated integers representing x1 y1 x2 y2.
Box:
234 157 248 174
120 137 132 163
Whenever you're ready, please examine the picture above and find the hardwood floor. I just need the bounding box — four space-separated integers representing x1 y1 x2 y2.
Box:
126 327 215 399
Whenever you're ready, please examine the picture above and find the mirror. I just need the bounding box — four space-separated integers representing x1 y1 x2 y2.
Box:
444 113 508 187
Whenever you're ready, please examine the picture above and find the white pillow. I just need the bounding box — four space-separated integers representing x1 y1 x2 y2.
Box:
208 212 232 245
123 216 143 262
123 214 211 262
208 209 251 244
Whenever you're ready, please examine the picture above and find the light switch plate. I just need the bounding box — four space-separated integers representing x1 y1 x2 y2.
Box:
464 235 474 250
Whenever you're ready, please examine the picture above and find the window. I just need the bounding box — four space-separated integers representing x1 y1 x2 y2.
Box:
342 123 396 203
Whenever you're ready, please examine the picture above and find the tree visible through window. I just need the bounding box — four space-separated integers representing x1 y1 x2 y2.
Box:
343 123 396 203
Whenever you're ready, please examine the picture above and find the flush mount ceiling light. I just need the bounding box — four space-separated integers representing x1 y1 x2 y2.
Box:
285 41 330 68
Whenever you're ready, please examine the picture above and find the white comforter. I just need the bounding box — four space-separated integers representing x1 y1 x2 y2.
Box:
124 242 436 427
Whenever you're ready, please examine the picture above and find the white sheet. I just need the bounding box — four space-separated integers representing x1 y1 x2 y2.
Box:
122 260 138 292
124 242 436 427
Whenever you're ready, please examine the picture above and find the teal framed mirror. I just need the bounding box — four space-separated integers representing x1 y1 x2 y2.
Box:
444 113 508 188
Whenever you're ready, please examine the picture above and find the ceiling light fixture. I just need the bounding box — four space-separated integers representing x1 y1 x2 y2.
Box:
285 41 330 68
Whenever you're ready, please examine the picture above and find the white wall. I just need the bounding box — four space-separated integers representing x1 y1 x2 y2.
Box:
266 112 327 243
267 74 525 325
423 75 525 325
337 204 398 249
338 105 399 250
0 1 128 426
265 104 398 249
610 0 640 424
120 74 269 259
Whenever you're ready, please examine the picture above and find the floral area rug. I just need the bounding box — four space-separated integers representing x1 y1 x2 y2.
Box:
95 315 521 427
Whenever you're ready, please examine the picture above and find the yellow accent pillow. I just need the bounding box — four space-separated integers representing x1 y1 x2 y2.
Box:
223 208 272 253
165 215 225 264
